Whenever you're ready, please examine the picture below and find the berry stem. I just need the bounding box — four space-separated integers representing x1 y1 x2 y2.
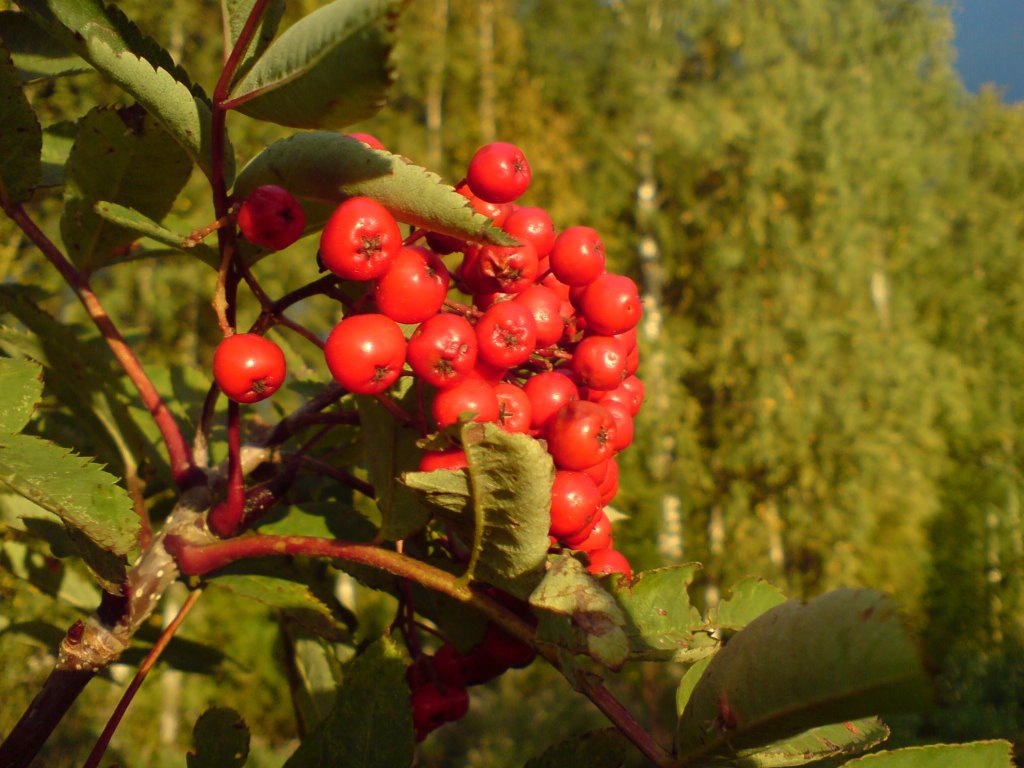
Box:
0 200 200 489
81 589 203 768
164 535 673 766
208 399 244 537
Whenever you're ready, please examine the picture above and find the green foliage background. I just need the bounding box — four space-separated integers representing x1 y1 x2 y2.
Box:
2 0 1023 764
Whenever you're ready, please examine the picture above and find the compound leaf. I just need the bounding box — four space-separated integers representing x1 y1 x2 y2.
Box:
233 132 517 256
17 0 223 178
0 357 43 435
93 201 219 268
675 589 930 764
0 432 138 557
61 106 192 274
187 707 250 768
228 0 402 129
283 637 413 768
0 48 42 204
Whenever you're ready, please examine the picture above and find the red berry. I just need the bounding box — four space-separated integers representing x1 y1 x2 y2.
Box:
375 246 450 323
433 376 500 429
477 623 536 669
586 548 632 580
597 457 620 506
466 142 532 204
514 285 564 348
503 206 556 257
345 132 385 150
419 449 469 472
475 301 537 369
213 333 287 403
411 681 469 741
494 382 532 434
549 471 602 540
433 643 504 687
522 371 579 430
546 400 617 470
565 509 613 552
324 314 406 394
571 335 628 391
475 242 539 294
457 182 513 225
236 185 305 251
549 226 606 286
320 196 401 280
601 400 634 452
407 314 478 389
578 274 643 335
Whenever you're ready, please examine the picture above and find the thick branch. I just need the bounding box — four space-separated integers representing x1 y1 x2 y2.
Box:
164 535 674 766
0 668 93 768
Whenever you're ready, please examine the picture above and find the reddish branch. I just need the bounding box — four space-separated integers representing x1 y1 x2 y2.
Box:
164 535 674 767
0 201 199 489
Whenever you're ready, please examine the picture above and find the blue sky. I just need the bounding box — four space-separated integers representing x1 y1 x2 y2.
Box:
948 0 1024 102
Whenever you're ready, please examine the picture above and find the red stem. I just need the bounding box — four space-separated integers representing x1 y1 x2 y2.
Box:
208 399 244 537
81 589 203 768
0 202 199 489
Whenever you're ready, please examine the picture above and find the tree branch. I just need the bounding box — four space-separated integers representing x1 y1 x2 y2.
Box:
0 201 200 489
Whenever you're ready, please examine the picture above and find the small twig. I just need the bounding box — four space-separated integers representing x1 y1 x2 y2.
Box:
264 383 346 446
81 589 203 768
0 201 199 489
295 455 376 499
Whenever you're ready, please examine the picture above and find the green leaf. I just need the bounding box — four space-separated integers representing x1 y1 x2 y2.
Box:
529 554 628 669
731 718 889 767
676 656 711 717
61 106 192 274
0 47 42 204
707 577 789 633
285 629 343 734
675 589 930 764
93 201 219 268
283 637 414 768
207 571 351 641
524 729 630 768
17 0 224 179
228 0 403 129
0 432 138 557
0 357 43 434
187 707 250 768
609 564 714 662
0 11 90 82
221 0 285 86
0 538 101 611
843 741 1014 767
356 383 428 541
233 132 517 252
39 120 76 187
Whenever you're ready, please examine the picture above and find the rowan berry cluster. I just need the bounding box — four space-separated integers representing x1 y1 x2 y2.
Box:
223 138 645 739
